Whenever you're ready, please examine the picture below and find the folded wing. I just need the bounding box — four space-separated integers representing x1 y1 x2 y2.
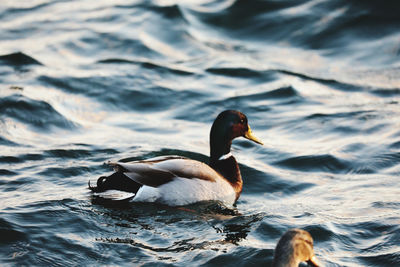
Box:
108 155 221 188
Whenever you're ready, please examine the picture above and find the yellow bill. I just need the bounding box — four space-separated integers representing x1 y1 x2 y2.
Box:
308 255 321 267
244 125 263 145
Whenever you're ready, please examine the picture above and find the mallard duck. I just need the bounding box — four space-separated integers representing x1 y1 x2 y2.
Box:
88 110 263 206
273 229 321 267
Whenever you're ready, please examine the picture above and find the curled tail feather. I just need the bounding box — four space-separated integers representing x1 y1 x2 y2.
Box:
88 171 141 194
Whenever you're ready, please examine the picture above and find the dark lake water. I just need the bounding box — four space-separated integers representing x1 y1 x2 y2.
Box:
1 0 400 266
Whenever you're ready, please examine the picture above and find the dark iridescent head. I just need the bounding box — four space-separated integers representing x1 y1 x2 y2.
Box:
209 110 263 161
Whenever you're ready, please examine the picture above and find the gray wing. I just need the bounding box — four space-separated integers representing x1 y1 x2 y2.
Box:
108 155 221 188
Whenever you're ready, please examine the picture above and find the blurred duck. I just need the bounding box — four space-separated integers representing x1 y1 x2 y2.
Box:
273 229 321 267
89 110 263 206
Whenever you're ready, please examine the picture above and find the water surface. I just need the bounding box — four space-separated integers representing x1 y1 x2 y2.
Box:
1 0 400 266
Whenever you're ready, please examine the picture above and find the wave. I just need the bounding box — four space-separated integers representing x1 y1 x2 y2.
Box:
0 52 42 66
0 94 76 131
39 75 204 112
98 58 194 76
275 154 350 173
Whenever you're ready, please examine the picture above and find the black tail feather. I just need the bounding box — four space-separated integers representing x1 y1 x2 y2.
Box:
88 172 141 194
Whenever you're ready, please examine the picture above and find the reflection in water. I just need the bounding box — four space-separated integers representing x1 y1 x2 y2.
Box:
92 200 263 257
213 214 264 245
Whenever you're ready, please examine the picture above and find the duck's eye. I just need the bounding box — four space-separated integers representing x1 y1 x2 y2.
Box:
240 119 245 124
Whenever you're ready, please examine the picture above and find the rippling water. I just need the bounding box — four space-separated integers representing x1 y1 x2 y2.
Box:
1 0 400 266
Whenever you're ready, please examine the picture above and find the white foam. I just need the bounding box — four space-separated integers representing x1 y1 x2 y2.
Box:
93 190 135 201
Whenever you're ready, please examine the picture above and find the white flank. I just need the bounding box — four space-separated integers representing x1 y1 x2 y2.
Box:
132 177 236 206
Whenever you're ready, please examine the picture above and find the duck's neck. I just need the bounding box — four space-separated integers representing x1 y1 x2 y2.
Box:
273 252 299 267
211 156 243 200
210 137 232 164
209 139 242 201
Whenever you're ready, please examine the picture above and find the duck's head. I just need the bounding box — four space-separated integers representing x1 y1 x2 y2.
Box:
273 229 321 267
210 110 263 161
